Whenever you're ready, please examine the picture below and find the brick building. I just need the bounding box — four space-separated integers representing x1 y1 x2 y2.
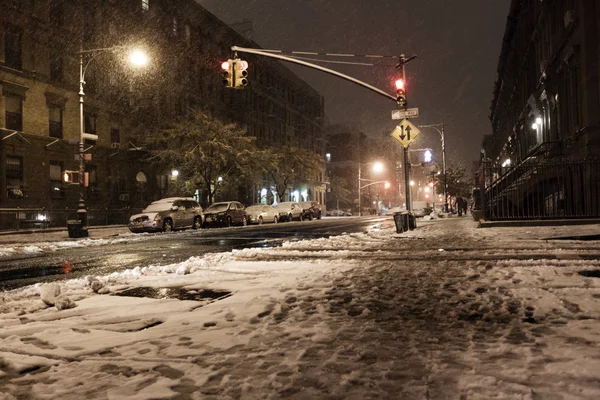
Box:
0 0 325 228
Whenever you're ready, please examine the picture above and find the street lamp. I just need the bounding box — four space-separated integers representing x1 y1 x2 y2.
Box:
72 45 149 238
358 161 385 217
419 123 448 212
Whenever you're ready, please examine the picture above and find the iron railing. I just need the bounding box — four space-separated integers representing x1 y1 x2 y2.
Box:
482 158 600 220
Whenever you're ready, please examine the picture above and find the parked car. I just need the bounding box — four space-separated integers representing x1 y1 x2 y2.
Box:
245 205 279 225
129 197 203 233
299 201 322 220
202 201 247 227
273 201 304 222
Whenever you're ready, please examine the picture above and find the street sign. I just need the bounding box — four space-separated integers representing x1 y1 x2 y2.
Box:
390 118 421 148
392 108 419 120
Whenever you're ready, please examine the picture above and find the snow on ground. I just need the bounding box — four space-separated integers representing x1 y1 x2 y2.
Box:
1 218 600 398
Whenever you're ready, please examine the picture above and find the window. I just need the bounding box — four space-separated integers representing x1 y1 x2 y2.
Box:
84 112 96 134
6 156 24 199
49 105 63 138
185 24 191 44
50 55 63 83
49 161 65 199
110 121 120 145
4 25 22 70
5 93 23 131
49 0 64 25
141 0 149 11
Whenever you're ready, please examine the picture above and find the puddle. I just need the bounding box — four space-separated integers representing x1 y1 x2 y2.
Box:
547 235 600 241
578 270 600 278
113 287 232 301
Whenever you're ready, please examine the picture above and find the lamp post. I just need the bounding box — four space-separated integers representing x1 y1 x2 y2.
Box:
72 45 148 238
358 161 384 217
419 123 447 212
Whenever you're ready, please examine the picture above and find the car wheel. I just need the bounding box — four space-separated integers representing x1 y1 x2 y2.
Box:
273 216 278 224
192 216 202 230
163 219 173 233
288 213 293 222
227 216 232 227
317 212 322 220
307 213 313 221
258 216 263 225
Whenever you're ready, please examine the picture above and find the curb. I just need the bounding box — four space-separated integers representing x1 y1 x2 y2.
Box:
478 219 600 228
0 225 128 236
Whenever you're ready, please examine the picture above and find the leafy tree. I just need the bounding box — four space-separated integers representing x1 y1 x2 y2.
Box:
145 109 262 205
264 145 324 201
436 164 472 201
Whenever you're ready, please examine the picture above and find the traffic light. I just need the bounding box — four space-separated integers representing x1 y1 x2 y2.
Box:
221 60 233 88
395 79 406 107
234 59 249 88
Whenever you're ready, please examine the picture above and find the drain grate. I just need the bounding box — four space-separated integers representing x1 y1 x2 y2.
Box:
113 287 232 301
578 270 600 278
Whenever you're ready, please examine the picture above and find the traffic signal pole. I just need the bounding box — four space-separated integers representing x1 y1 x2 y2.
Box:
231 46 397 102
398 54 412 213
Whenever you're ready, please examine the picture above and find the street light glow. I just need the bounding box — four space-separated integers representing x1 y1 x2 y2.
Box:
372 161 384 173
129 49 149 67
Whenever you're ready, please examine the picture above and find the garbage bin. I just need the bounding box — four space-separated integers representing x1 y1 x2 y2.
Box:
408 213 417 230
393 211 410 233
67 220 89 238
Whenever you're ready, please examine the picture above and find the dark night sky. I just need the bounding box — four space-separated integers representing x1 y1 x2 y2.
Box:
198 0 511 165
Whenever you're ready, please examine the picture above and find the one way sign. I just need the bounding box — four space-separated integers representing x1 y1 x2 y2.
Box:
390 118 421 148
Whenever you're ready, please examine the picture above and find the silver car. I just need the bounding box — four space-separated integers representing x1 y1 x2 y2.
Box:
273 201 304 222
129 197 203 233
245 205 279 224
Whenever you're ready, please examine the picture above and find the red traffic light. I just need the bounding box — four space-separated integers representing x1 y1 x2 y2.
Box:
395 79 405 90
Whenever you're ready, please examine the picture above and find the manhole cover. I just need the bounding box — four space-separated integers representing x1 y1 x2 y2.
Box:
578 270 600 278
113 287 231 301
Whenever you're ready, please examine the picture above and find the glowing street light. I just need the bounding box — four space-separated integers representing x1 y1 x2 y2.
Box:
358 161 385 217
70 45 150 238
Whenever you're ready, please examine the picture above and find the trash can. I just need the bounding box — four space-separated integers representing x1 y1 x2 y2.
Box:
408 213 417 230
67 220 89 238
393 211 410 233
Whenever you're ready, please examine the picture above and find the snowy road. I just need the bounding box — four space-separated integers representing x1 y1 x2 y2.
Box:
0 217 385 291
1 217 600 399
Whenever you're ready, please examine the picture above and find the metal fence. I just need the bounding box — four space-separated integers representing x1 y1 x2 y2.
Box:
482 158 600 220
0 207 143 231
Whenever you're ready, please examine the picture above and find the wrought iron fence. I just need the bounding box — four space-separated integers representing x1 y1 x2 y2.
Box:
0 207 143 231
482 158 600 220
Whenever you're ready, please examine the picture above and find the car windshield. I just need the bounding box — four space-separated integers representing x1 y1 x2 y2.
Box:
143 201 174 212
245 205 262 212
206 203 229 212
274 203 292 209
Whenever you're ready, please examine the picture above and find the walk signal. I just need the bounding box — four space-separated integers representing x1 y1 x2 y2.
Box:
395 79 406 107
221 60 233 88
234 60 249 88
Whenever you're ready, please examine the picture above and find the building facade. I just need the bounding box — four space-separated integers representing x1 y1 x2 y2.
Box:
483 0 600 219
0 0 325 228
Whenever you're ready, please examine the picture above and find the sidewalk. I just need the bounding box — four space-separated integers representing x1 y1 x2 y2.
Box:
1 218 600 399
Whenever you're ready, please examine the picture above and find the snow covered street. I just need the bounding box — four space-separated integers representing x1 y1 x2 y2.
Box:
1 218 600 399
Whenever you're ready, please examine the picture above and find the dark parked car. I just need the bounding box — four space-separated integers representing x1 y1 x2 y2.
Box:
202 201 247 227
129 197 203 233
299 201 322 220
